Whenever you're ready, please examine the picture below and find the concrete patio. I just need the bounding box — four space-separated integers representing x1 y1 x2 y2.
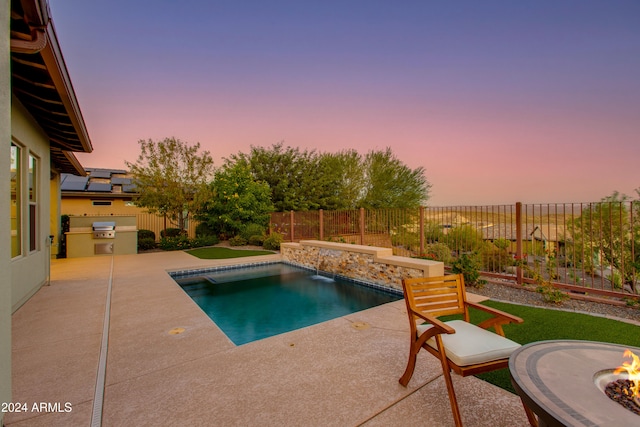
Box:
7 251 529 426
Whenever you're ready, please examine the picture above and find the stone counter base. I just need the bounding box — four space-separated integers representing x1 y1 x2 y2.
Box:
281 240 444 292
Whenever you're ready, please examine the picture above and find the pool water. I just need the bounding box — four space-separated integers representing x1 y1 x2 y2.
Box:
173 263 400 345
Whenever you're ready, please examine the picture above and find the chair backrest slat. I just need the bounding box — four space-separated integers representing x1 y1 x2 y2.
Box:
403 274 466 319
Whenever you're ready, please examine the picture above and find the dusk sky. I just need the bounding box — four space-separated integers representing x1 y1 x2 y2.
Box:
49 0 639 206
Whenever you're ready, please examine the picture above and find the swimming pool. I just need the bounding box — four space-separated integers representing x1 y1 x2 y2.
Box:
172 263 400 345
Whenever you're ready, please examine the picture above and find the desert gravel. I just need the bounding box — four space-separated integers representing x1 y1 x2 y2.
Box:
470 280 640 325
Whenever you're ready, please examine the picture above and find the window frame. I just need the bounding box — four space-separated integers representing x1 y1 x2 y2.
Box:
10 142 22 258
28 153 39 253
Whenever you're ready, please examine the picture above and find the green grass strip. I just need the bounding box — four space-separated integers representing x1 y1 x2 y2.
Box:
441 300 640 393
185 247 275 259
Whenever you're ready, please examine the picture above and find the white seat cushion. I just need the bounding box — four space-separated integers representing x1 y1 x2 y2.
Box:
416 319 521 366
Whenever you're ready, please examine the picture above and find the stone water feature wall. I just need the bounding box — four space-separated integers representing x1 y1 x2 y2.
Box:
281 240 444 292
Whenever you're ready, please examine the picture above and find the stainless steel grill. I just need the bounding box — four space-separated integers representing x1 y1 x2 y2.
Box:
92 221 116 239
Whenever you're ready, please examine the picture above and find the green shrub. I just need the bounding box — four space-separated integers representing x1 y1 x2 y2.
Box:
391 232 420 252
263 233 283 250
424 221 445 243
535 283 569 304
611 271 623 289
248 235 265 246
241 223 266 241
138 237 157 251
443 225 484 253
158 235 192 251
423 243 452 264
138 229 156 240
451 253 485 287
229 235 247 246
195 222 216 237
192 235 219 248
161 228 186 238
493 238 511 250
480 243 513 272
157 234 219 251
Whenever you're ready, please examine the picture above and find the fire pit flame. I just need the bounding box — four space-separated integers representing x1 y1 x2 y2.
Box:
614 350 640 401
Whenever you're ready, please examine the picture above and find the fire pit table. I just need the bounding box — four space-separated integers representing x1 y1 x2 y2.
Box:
509 340 640 427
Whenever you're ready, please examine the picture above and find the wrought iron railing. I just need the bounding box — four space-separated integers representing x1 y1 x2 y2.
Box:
271 202 640 300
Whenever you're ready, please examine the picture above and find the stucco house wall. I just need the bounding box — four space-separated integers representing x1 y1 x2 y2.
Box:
10 98 54 311
1 0 13 419
62 197 144 216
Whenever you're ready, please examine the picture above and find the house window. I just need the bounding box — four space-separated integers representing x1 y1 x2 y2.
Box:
11 144 21 257
28 154 38 252
92 200 112 206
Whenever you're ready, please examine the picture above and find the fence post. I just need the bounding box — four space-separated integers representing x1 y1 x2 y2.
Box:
360 208 365 245
419 206 425 256
319 209 324 241
290 210 295 242
516 202 523 284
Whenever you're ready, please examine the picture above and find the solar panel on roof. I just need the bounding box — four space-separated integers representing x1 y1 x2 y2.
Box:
89 170 112 178
111 177 132 185
87 182 112 192
60 175 89 191
123 184 137 193
61 173 86 182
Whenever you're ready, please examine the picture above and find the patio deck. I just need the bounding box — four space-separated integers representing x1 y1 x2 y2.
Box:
7 252 529 426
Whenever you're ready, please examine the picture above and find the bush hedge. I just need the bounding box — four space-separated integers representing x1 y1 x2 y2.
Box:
240 223 266 241
451 253 485 287
229 235 247 246
248 235 265 246
263 233 283 251
423 243 452 264
161 228 186 238
158 235 219 251
195 222 216 237
138 229 156 240
138 237 157 251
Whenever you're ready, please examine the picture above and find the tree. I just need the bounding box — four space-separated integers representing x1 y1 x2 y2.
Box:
226 144 430 211
360 148 431 209
315 150 366 210
227 142 319 212
196 160 273 239
125 137 214 231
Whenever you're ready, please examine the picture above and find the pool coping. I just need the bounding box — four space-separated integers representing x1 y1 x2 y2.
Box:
170 260 405 297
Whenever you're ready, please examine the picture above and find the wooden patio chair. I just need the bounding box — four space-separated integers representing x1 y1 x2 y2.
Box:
398 274 536 427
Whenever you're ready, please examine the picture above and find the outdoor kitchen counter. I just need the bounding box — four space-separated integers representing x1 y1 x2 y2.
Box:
509 340 640 427
65 215 138 257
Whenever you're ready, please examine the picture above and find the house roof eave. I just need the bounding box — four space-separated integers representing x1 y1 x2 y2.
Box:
10 0 93 161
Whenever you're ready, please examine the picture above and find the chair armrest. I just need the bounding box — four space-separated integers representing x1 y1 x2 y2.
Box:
410 309 457 348
465 301 523 324
410 308 456 335
465 301 523 336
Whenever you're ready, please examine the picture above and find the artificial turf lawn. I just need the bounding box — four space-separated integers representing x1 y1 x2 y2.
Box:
185 247 275 259
443 300 640 393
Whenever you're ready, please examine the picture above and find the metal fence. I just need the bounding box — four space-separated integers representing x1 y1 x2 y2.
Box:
271 202 640 300
134 213 199 240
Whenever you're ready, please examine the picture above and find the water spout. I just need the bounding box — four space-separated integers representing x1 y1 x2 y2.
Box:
311 248 335 282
